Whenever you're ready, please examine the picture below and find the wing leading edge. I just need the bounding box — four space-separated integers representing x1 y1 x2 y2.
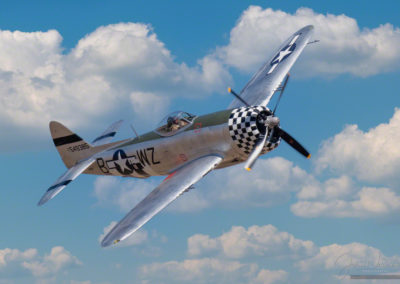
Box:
101 155 223 247
228 25 314 109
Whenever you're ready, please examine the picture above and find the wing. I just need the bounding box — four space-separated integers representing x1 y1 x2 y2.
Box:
37 157 95 206
101 155 223 247
228 25 314 109
92 120 123 146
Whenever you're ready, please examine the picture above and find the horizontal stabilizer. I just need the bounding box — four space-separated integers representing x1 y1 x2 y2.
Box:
92 120 123 146
41 121 130 206
38 157 96 206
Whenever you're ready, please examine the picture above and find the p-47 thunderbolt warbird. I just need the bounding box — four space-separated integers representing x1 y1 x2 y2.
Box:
39 25 314 247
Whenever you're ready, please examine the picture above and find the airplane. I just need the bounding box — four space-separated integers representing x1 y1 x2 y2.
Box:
38 25 314 247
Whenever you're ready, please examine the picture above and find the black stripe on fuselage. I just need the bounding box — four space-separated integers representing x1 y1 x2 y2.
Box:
47 180 72 191
53 134 82 146
92 132 116 143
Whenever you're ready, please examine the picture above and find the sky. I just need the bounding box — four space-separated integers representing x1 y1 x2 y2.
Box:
0 0 400 283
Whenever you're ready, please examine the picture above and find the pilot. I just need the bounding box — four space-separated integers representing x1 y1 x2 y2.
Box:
167 116 180 131
167 116 174 128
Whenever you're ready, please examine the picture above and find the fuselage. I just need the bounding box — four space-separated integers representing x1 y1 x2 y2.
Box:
84 106 280 177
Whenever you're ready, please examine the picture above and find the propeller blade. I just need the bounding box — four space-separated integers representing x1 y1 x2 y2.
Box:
278 128 311 159
244 133 268 171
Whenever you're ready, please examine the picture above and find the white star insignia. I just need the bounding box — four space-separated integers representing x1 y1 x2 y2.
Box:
114 151 132 173
274 46 293 64
267 34 299 75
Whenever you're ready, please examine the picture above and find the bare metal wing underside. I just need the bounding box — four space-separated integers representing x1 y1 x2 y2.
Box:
101 155 223 247
228 25 314 109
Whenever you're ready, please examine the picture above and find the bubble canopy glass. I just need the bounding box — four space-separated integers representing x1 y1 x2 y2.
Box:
155 111 196 136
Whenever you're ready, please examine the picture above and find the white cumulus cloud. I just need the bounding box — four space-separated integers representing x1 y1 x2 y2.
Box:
297 242 400 273
140 223 400 283
188 225 316 259
315 108 400 183
140 258 287 284
290 108 400 218
0 23 231 149
0 246 80 281
292 186 400 218
203 157 313 208
217 6 400 77
2 7 400 149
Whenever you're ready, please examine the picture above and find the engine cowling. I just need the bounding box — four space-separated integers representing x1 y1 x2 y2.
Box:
228 106 280 155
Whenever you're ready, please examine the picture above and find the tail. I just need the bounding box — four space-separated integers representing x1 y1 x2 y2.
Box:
49 121 95 168
39 121 126 206
50 121 124 168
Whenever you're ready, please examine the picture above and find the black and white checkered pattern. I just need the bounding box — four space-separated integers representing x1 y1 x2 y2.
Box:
228 106 266 154
261 140 280 154
228 106 280 155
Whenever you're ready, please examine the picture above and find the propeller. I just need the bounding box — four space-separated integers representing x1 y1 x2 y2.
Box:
277 128 311 159
245 132 267 171
229 73 311 171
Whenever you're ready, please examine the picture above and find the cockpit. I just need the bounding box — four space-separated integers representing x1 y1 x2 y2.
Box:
155 111 196 136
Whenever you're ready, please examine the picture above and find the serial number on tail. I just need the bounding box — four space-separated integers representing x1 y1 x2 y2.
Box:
66 143 90 152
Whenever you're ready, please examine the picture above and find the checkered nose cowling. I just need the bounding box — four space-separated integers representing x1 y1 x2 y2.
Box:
228 106 280 155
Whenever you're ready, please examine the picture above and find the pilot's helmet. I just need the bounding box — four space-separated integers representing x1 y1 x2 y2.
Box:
167 116 174 127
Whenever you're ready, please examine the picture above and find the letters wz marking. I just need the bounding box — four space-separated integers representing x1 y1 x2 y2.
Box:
147 147 160 164
135 147 160 166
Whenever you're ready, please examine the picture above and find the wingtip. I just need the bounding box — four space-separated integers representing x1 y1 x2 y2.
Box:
100 238 119 248
299 25 314 33
100 238 110 247
37 195 49 206
303 25 314 30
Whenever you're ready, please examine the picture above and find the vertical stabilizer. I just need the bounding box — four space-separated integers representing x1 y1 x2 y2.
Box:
49 121 94 168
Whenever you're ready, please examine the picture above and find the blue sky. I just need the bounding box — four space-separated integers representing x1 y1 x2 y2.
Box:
1 1 400 283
